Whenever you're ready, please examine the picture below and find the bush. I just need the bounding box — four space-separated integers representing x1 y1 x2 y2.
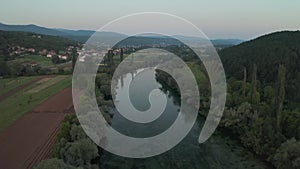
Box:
34 158 78 169
272 138 300 169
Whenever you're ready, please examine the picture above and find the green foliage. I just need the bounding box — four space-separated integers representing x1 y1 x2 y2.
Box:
221 102 286 159
52 55 60 64
36 32 300 169
0 30 77 56
50 115 100 169
71 47 78 71
275 65 286 131
217 32 300 168
220 31 300 102
70 125 88 141
251 63 258 104
0 76 71 131
60 138 99 169
272 138 300 169
95 73 112 99
0 30 78 76
0 59 9 76
263 86 275 105
8 55 53 66
0 76 37 95
282 109 300 139
34 158 78 169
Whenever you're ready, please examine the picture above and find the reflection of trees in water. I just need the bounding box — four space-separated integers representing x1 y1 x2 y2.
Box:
155 70 181 106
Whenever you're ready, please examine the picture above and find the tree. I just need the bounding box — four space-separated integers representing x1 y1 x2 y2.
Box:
58 68 65 74
120 48 124 61
70 125 87 141
61 139 99 169
52 55 60 64
282 109 300 139
242 66 247 97
273 138 300 169
275 64 286 131
71 48 78 72
263 85 275 105
251 63 260 104
34 158 77 169
0 60 9 76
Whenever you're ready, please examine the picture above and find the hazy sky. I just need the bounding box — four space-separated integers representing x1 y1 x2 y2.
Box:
0 0 299 39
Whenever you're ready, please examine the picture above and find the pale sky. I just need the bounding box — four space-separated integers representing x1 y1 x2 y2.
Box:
0 0 299 39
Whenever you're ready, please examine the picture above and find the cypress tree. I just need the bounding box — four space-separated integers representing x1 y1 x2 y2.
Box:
243 66 247 97
276 64 286 131
120 48 124 61
251 63 258 104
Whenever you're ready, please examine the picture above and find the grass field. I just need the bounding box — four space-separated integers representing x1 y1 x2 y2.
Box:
8 55 53 67
0 75 72 132
187 62 208 83
25 76 67 93
0 76 39 95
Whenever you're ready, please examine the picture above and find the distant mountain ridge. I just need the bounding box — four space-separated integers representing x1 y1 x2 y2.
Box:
211 39 244 46
0 23 126 42
0 22 244 46
0 23 67 36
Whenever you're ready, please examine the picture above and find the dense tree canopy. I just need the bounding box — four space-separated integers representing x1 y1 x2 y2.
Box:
34 158 78 169
220 31 300 102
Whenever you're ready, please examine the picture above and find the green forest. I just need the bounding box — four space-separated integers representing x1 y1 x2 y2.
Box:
157 31 300 169
218 31 300 169
25 31 300 169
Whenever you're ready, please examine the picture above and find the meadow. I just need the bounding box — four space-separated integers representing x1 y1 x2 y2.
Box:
0 75 71 131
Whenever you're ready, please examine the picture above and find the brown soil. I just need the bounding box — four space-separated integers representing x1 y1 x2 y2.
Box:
0 88 74 169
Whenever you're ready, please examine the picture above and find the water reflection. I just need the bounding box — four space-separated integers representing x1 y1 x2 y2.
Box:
102 69 269 169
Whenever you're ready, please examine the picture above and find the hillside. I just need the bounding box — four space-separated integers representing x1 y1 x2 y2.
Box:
0 23 66 36
220 31 300 102
0 30 77 57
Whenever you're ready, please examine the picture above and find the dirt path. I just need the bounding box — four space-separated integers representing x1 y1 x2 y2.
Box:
0 88 74 169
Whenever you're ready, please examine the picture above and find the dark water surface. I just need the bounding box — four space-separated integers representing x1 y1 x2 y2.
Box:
101 69 269 169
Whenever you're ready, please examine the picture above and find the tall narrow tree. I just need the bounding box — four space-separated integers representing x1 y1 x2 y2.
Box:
120 48 124 61
108 49 114 75
276 64 286 131
251 63 258 104
108 49 113 66
243 66 247 97
71 48 78 72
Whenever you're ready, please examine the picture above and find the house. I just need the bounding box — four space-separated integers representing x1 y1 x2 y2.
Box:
79 56 85 62
61 56 68 60
21 62 38 68
27 48 35 53
29 62 38 67
39 49 47 55
49 50 56 55
46 54 52 58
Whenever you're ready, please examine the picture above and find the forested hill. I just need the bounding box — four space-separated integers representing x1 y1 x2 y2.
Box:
219 31 300 102
0 30 78 55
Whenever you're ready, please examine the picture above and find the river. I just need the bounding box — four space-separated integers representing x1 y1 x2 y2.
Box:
101 68 269 169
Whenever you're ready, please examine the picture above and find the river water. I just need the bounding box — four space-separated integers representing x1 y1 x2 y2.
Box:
101 68 269 169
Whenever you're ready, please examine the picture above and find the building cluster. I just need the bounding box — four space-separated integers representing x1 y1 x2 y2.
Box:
8 46 36 56
40 46 77 61
6 45 77 62
78 47 126 63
